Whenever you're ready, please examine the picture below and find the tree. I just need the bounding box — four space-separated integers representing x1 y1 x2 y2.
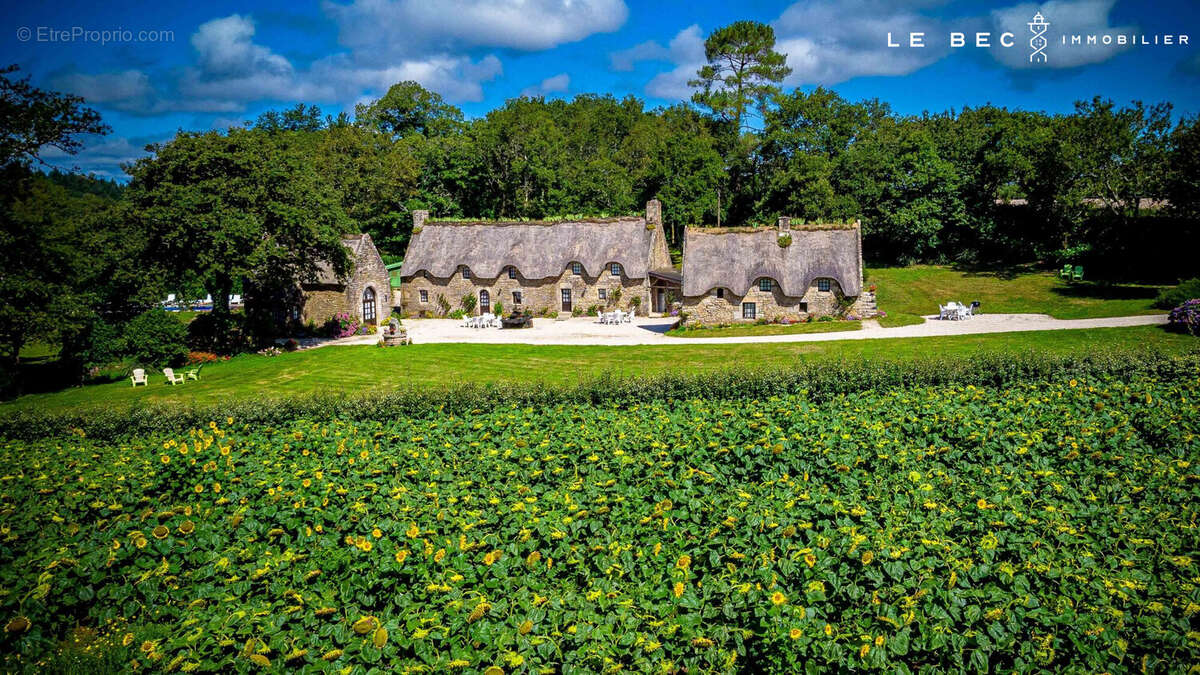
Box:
1167 114 1200 219
253 103 325 133
356 81 464 139
0 65 108 368
688 21 791 132
125 129 352 329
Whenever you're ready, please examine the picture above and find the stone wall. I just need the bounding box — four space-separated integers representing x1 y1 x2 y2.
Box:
298 234 392 327
682 278 854 325
300 288 350 326
400 265 651 317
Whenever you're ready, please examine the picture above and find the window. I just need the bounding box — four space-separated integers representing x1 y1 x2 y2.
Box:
571 262 583 276
561 288 572 311
508 266 517 279
419 289 428 303
611 262 622 277
817 278 831 292
742 302 756 320
715 288 724 299
479 289 490 313
598 288 607 301
512 291 523 305
461 266 471 279
362 287 377 323
759 278 773 292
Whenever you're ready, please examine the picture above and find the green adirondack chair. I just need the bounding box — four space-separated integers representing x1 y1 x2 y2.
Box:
185 364 204 381
1059 264 1072 279
1071 265 1084 281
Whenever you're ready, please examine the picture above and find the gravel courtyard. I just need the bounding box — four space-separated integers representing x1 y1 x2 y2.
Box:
395 313 1169 346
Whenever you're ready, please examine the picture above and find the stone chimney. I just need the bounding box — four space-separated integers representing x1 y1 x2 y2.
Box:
777 216 791 232
645 199 662 228
412 209 429 231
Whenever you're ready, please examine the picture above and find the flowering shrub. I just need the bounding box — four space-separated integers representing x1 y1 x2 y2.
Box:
1168 298 1200 335
185 351 219 365
324 312 361 338
1 372 1198 671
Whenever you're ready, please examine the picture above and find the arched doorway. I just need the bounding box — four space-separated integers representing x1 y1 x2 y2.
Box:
479 289 490 314
362 287 377 324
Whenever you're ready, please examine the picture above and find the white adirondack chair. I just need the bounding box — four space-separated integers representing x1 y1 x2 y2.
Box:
130 369 148 387
163 368 185 385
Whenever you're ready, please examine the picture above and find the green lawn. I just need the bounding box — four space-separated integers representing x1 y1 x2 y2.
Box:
4 325 1194 415
876 312 926 328
665 320 860 338
869 265 1167 319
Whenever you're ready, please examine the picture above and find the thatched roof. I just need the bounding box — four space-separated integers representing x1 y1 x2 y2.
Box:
312 234 373 285
400 217 657 280
682 225 862 297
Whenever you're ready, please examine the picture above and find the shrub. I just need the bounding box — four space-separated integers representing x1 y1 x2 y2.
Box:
460 293 477 314
1154 278 1200 309
448 309 465 320
186 312 252 355
123 309 189 368
1168 299 1200 335
323 312 361 338
493 302 503 317
586 305 599 317
818 315 834 322
283 339 300 352
186 351 219 365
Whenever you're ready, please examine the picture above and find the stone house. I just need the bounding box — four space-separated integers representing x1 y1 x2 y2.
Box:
296 233 391 326
397 200 680 317
680 218 874 325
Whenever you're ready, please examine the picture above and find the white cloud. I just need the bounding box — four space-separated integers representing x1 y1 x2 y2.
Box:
191 15 293 79
39 134 158 180
642 24 705 100
609 40 670 71
520 73 570 97
988 0 1135 69
49 70 154 113
323 0 628 59
773 0 958 86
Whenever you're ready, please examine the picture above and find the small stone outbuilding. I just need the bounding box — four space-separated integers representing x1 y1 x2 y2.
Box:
397 200 680 317
681 218 874 325
297 233 391 326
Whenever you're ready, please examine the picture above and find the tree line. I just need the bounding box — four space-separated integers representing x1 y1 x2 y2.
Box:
1 20 1199 384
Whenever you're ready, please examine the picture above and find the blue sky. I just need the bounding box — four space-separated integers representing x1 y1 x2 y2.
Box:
4 0 1199 179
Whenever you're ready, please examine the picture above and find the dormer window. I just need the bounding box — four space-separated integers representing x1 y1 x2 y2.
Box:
817 278 831 292
610 263 622 277
508 266 517 279
715 288 724 299
571 262 582 276
759 278 773 292
461 266 471 279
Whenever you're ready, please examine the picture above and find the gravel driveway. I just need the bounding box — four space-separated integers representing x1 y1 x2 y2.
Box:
394 313 1168 346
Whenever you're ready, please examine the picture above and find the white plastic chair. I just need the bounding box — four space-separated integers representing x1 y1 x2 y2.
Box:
130 369 147 387
623 310 633 323
163 368 185 385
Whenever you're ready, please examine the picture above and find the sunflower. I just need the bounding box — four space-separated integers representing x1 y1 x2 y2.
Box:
322 649 343 661
771 591 787 606
193 484 204 494
789 628 802 640
394 549 409 564
518 619 533 635
676 554 691 570
152 526 169 540
178 520 195 535
861 551 874 564
372 528 382 539
123 632 135 647
140 640 156 653
160 455 170 464
483 668 504 675
804 553 816 568
434 548 446 563
5 616 29 633
673 581 684 598
859 644 870 659
483 549 502 566
406 523 420 538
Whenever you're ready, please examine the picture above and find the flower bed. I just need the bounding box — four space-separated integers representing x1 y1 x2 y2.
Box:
1 371 1198 672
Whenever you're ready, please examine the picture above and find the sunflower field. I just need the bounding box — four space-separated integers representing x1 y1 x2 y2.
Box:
1 371 1198 673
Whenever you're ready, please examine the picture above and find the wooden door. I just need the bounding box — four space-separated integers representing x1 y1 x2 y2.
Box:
561 288 572 313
